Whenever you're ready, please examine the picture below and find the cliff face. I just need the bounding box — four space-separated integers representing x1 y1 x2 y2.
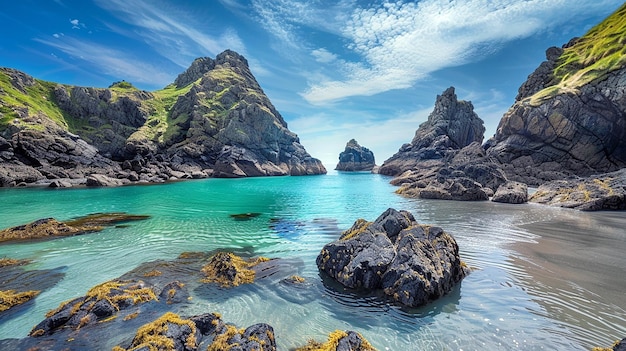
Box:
378 87 485 176
0 50 325 187
335 139 376 171
487 4 626 185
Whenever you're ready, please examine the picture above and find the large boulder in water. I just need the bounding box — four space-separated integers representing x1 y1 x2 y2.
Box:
335 139 376 171
317 208 468 307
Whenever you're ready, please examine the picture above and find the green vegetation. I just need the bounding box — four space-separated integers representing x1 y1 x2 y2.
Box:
0 72 68 130
530 3 626 105
109 80 137 91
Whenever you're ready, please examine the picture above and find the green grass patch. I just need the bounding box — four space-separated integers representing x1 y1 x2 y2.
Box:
0 73 68 129
529 3 626 105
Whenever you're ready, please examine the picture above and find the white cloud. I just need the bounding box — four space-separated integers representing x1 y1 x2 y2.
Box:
69 18 84 29
311 48 338 64
300 0 624 105
94 0 246 68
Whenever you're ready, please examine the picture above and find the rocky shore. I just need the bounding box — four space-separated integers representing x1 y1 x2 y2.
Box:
0 50 325 188
0 207 471 350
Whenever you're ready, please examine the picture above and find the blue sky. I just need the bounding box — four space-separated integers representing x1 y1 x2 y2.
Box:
0 0 623 167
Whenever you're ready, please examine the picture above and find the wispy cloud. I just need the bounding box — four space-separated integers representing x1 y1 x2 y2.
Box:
94 0 246 68
298 0 624 105
34 36 173 86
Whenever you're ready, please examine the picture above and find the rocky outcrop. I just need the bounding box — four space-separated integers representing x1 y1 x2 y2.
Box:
335 139 376 171
529 168 626 210
294 330 377 351
379 87 485 176
0 50 325 187
317 208 467 307
486 5 626 185
0 212 150 243
491 181 528 204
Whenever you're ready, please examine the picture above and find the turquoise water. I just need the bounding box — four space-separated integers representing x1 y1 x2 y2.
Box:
0 171 625 350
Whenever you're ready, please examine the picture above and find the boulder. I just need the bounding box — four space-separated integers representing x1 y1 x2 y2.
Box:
491 181 528 204
529 168 626 211
294 330 376 351
317 208 467 307
335 139 376 171
86 173 127 187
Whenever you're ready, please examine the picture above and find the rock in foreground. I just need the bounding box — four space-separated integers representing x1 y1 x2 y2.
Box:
316 208 468 307
335 139 376 172
294 330 377 351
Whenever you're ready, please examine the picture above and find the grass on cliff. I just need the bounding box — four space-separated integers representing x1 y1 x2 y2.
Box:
530 3 626 105
0 73 69 130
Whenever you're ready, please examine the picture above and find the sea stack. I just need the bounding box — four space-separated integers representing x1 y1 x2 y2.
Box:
335 139 376 171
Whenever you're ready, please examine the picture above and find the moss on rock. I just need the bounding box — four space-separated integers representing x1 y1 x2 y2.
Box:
0 289 40 312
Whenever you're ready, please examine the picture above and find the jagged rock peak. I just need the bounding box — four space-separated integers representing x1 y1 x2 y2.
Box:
173 57 216 88
412 86 485 149
335 139 376 171
173 50 252 88
377 87 485 176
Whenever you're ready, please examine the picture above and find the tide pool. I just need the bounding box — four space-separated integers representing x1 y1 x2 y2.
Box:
0 171 624 350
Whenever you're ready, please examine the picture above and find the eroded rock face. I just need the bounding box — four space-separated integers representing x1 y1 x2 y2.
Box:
317 208 467 307
335 139 376 171
487 45 626 186
0 50 325 187
529 168 626 210
492 181 528 204
379 87 485 176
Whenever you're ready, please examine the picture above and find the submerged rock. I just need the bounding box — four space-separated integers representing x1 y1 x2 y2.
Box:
294 330 377 351
30 279 158 336
335 139 376 172
0 289 39 312
0 212 150 243
529 168 626 210
201 252 270 287
317 208 468 307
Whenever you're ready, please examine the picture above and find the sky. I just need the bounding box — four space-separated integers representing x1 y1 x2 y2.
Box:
0 0 623 168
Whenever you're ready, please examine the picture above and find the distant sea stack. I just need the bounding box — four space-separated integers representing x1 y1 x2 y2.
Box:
486 3 626 186
0 50 326 187
378 87 485 176
335 139 376 171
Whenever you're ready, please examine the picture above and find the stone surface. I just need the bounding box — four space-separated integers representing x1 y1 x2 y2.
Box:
294 330 376 351
317 208 467 307
0 213 150 243
379 87 485 176
335 139 376 171
486 39 626 185
529 168 626 211
376 88 506 201
491 181 529 204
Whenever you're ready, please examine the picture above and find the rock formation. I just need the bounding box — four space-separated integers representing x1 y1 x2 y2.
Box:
378 88 507 201
0 50 325 187
379 87 485 176
529 168 626 210
294 330 377 351
335 139 376 171
491 181 529 204
486 4 626 185
316 208 468 307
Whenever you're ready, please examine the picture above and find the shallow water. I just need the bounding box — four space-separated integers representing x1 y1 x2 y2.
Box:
0 172 624 350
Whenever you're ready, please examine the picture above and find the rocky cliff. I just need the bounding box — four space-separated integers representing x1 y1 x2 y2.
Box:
0 50 325 187
335 139 376 171
378 87 485 176
486 4 626 185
